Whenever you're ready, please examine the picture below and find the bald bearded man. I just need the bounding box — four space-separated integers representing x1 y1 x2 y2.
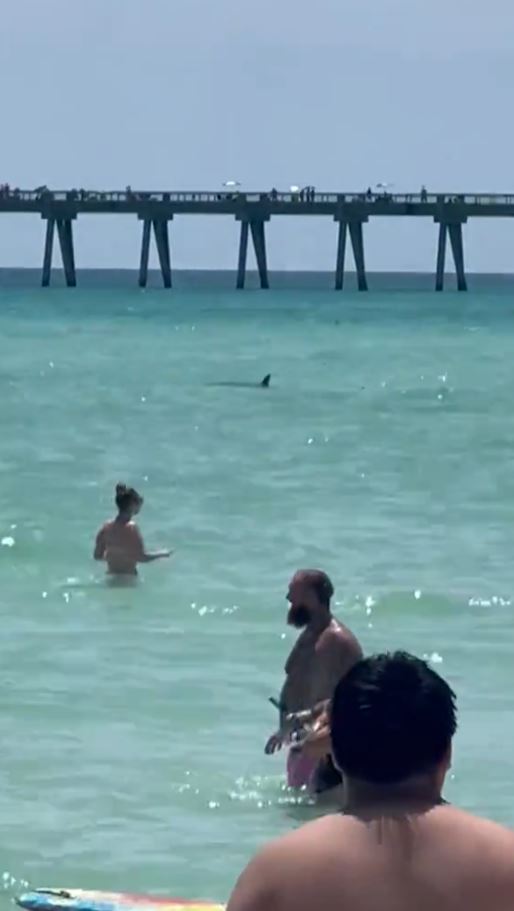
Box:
265 569 362 794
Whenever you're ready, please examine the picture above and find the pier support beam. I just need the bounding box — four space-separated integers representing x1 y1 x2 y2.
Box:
333 217 368 291
41 215 77 287
349 220 368 291
136 215 174 288
236 220 249 289
448 223 467 291
41 218 56 287
434 219 467 291
334 221 348 290
138 219 151 288
250 220 269 289
235 216 270 289
153 219 172 288
435 223 447 291
56 218 76 287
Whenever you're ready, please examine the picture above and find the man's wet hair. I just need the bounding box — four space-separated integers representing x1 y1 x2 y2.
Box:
331 651 457 784
300 569 334 607
115 483 142 513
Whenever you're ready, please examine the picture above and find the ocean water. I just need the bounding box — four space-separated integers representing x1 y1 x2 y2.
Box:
1 282 514 904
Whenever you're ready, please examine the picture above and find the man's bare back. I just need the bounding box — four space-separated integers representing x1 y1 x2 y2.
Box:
235 652 514 911
228 805 514 911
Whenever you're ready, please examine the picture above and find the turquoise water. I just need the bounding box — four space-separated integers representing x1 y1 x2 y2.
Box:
1 287 514 902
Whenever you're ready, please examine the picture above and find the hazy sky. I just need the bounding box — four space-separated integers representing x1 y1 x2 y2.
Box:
2 0 514 272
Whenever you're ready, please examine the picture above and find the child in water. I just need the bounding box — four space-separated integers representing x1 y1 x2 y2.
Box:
94 483 171 577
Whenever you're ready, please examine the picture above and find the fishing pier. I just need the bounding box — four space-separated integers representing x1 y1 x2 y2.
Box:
0 187 512 290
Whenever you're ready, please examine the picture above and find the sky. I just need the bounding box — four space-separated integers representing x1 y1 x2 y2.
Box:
2 0 514 272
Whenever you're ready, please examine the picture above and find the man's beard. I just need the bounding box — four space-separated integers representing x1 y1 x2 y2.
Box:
287 604 311 628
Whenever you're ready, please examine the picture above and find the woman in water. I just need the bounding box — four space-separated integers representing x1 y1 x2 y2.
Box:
94 483 171 577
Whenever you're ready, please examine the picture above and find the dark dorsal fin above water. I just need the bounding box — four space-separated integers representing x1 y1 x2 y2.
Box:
207 374 271 389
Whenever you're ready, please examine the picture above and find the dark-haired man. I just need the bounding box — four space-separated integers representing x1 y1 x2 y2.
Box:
265 569 362 793
231 652 514 911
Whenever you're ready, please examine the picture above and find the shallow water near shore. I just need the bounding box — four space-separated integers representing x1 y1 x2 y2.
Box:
1 285 514 903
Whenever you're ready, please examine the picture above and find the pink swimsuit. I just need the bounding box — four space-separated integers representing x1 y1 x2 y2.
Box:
287 748 318 789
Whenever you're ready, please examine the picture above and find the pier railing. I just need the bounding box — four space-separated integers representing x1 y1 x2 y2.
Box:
3 188 514 205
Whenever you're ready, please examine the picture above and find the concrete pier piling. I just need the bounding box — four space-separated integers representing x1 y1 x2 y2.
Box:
434 219 467 291
334 218 368 290
249 220 269 289
435 223 447 292
138 219 151 288
152 219 172 288
41 215 76 287
348 220 368 292
4 186 507 290
334 221 347 291
236 221 249 290
235 217 269 289
448 222 467 291
138 216 173 288
41 218 55 288
57 219 76 287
